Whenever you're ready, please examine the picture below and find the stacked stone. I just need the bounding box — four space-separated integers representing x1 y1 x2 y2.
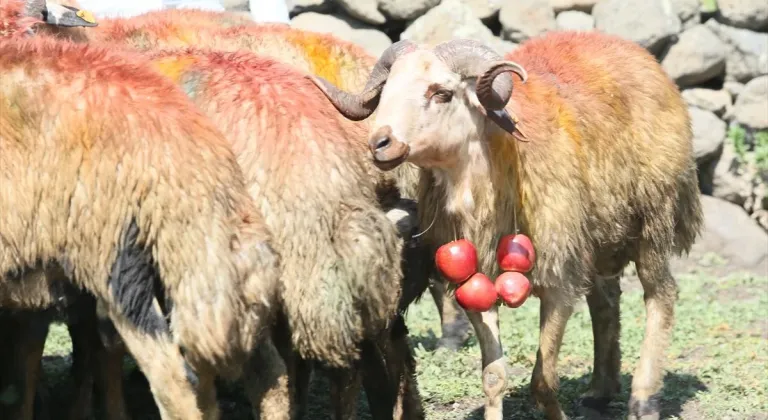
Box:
225 0 768 236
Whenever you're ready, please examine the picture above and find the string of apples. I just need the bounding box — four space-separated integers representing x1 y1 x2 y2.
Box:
435 234 534 312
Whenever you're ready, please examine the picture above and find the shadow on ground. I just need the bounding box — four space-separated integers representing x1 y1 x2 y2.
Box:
463 372 707 420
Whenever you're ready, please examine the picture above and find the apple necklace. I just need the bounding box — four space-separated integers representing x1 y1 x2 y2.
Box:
434 206 534 312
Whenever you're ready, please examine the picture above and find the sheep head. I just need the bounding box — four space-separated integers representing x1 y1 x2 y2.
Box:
308 39 527 171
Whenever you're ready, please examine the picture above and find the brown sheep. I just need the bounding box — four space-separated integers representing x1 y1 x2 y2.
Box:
49 5 472 349
0 36 280 420
142 47 422 420
309 33 704 420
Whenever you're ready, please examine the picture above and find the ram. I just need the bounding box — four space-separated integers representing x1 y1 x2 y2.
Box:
33 3 470 350
0 36 279 420
311 33 704 420
143 47 425 419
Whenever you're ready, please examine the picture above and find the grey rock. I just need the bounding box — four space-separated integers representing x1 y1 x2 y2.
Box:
221 0 249 11
682 88 732 117
671 0 699 22
500 0 556 43
379 0 440 21
690 107 726 165
661 25 727 87
593 0 682 55
706 19 768 83
493 39 520 56
724 80 746 101
549 0 597 13
465 0 503 20
713 140 754 208
401 0 499 49
716 0 768 32
732 76 768 131
290 12 392 57
556 10 594 31
696 195 768 272
335 0 386 25
286 0 333 15
672 0 700 29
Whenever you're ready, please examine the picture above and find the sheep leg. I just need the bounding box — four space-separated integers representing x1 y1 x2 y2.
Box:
629 248 678 420
328 367 361 420
193 363 220 420
465 307 508 420
360 338 395 420
94 305 130 420
387 317 425 420
243 338 292 420
429 278 470 351
67 304 98 420
531 289 574 420
7 311 51 420
581 278 622 411
105 307 203 420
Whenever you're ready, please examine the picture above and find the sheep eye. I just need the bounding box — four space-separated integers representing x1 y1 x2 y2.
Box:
432 89 453 103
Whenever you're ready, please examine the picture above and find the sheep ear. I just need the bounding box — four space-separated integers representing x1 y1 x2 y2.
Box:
43 1 98 27
465 81 528 142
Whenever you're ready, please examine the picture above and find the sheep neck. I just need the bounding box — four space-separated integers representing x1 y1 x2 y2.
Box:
429 128 523 259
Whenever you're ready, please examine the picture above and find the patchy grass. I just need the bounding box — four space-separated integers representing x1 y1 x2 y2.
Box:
37 272 767 419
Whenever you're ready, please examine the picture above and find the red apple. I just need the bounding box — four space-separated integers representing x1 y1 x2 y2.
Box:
496 233 536 273
494 272 532 308
455 273 499 312
435 239 478 284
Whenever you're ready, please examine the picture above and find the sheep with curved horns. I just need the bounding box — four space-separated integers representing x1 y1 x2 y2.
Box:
143 47 424 420
0 36 280 420
29 3 470 351
3 4 420 418
310 33 704 420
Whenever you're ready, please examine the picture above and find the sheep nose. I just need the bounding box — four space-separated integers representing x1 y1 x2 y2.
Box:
368 125 410 171
369 126 393 153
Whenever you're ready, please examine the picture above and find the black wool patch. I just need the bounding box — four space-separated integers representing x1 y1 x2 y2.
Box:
107 219 168 337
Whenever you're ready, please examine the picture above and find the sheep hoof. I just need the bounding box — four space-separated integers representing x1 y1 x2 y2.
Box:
627 395 660 420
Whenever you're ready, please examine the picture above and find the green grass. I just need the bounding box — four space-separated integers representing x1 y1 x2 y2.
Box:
38 271 768 419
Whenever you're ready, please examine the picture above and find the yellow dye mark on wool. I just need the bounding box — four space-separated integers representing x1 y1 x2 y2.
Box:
151 56 196 84
285 32 342 88
76 10 96 24
490 133 524 194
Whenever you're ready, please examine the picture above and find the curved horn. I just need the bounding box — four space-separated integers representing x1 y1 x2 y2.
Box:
433 39 527 110
307 39 418 121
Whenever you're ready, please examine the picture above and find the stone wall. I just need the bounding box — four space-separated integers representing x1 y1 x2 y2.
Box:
229 0 768 232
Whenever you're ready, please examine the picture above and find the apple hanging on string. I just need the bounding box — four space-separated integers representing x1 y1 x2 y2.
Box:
496 233 536 273
435 239 478 284
455 273 498 312
494 271 532 308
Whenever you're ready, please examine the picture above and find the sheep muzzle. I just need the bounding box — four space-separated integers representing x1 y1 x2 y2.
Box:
369 125 410 171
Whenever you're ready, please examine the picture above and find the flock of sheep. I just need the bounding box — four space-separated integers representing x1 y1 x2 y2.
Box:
0 1 705 420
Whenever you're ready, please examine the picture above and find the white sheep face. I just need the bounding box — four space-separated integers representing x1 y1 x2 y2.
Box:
369 50 491 171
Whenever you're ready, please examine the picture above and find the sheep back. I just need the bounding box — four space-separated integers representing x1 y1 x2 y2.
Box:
0 37 278 369
145 48 404 367
420 31 702 296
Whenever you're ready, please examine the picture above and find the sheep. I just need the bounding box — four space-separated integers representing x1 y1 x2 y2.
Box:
0 3 137 419
1 3 420 416
87 5 475 350
309 33 705 420
0 36 280 420
140 46 424 419
35 3 470 351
